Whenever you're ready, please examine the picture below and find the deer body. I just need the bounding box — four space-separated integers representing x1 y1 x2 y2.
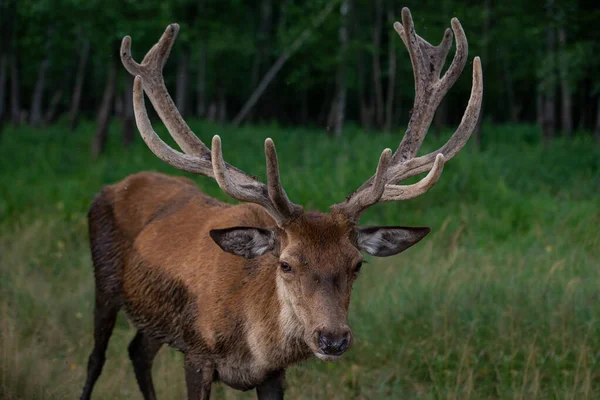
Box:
89 172 315 391
81 8 482 400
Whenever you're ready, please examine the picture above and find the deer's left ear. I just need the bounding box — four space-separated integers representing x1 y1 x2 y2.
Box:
356 226 431 257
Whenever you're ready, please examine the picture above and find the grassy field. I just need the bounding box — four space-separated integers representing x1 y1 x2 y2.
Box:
0 120 599 399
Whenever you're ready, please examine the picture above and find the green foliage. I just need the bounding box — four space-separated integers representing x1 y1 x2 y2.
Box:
0 122 599 398
7 0 600 130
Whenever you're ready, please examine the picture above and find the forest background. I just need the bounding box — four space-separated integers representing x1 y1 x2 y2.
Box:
0 0 599 398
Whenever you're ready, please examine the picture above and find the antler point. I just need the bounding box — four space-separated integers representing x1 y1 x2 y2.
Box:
401 8 414 27
264 138 276 155
451 17 462 29
120 36 132 53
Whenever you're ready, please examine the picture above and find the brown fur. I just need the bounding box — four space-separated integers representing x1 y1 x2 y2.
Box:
84 171 367 396
81 169 432 400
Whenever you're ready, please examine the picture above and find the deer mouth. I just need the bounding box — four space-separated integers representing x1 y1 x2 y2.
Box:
307 340 347 362
314 351 344 362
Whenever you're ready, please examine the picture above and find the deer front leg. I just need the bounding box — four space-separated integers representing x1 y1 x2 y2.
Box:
256 369 285 400
184 356 213 400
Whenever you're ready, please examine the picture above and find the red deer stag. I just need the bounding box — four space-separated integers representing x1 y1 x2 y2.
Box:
81 7 482 400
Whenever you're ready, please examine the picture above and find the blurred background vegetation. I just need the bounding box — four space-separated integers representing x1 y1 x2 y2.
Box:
0 0 600 143
0 0 599 399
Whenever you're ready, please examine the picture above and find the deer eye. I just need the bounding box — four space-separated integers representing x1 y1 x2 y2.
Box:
354 262 363 274
280 262 292 273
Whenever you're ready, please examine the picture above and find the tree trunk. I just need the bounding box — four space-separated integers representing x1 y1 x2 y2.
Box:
251 0 273 91
536 93 544 130
30 27 54 127
217 88 227 124
384 3 396 132
121 74 135 147
543 93 556 144
196 39 207 117
333 85 347 138
2 0 18 126
371 0 384 129
357 50 373 129
318 87 334 126
577 81 587 130
541 0 556 144
206 99 217 122
232 0 337 126
43 89 63 126
68 38 90 131
327 95 337 133
473 0 491 148
300 88 308 124
277 0 292 36
558 27 572 136
114 90 123 118
502 50 519 122
595 97 600 143
175 50 190 117
9 53 20 125
330 0 350 137
30 59 50 127
1 0 15 131
91 57 117 158
0 55 7 124
248 0 273 121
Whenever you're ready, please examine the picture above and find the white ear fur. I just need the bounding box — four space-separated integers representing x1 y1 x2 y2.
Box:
356 226 430 257
357 230 385 255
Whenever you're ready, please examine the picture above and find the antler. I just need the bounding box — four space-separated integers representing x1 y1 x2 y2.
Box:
332 8 483 223
121 24 302 226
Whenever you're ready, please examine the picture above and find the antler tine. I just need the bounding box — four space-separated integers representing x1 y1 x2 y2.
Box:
337 149 392 223
265 139 304 220
121 24 208 158
395 8 467 161
395 8 426 93
121 23 180 75
394 9 454 96
125 25 302 227
132 76 214 176
380 154 445 201
210 135 267 203
332 9 483 223
438 18 469 98
387 57 483 181
120 37 142 77
211 136 302 226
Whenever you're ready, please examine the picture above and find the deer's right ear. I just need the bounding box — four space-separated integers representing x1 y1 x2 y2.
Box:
356 226 430 257
210 227 277 259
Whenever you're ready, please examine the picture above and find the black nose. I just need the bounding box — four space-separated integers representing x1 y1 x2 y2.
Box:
317 329 351 356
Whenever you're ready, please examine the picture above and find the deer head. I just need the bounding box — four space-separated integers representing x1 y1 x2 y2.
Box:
121 7 482 360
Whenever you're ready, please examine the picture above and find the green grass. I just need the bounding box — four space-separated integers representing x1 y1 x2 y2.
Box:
0 120 599 399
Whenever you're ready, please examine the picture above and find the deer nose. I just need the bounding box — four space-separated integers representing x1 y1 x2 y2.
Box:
317 328 352 356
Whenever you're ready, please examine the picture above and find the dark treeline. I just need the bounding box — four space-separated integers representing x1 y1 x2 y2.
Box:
0 0 599 154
